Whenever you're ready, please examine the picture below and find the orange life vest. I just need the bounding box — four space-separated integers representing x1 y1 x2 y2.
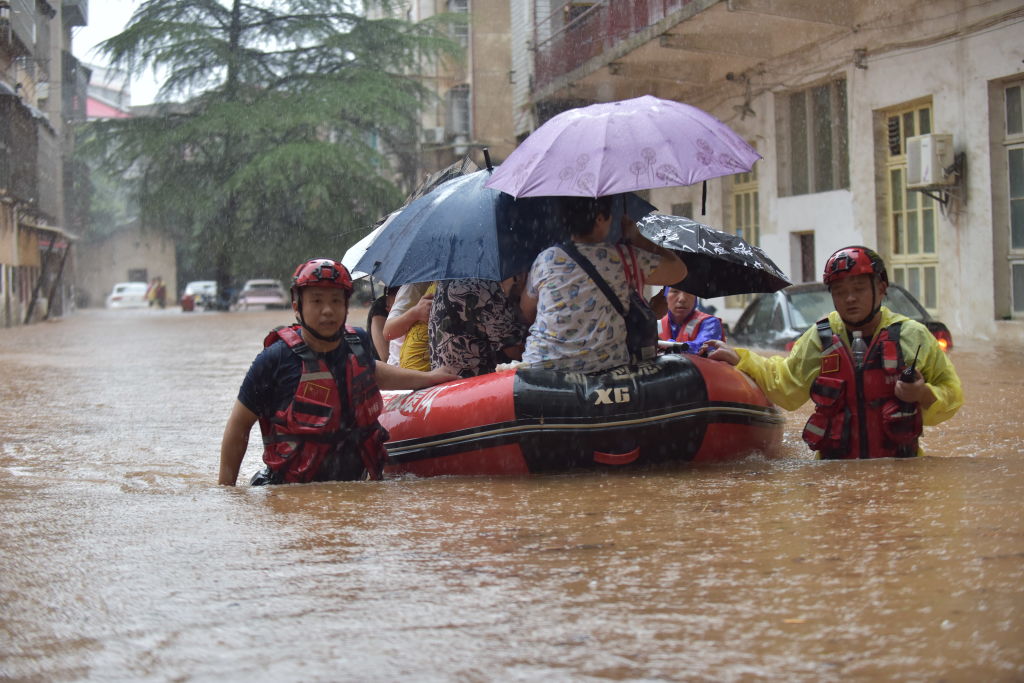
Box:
659 309 715 343
802 318 922 459
259 325 388 482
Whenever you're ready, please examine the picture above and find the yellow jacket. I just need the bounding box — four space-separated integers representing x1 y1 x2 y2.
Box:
735 306 963 429
399 283 436 371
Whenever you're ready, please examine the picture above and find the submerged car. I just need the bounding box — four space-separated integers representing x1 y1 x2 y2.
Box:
106 282 149 309
236 279 289 310
180 280 218 311
729 282 954 352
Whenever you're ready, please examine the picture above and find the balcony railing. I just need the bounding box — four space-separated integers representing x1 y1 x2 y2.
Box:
0 96 40 206
533 0 695 93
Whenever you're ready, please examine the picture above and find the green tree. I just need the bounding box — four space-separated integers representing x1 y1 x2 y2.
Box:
79 0 459 292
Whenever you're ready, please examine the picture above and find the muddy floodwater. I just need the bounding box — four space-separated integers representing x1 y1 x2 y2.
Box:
1 307 1022 681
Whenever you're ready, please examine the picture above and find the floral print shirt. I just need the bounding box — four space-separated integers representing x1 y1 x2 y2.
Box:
523 243 660 373
428 278 526 378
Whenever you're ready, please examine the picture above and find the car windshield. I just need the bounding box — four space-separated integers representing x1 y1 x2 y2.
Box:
186 282 216 295
788 289 834 329
883 286 927 319
789 285 928 327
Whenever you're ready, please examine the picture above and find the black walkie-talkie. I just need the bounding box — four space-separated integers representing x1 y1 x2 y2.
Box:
900 346 921 383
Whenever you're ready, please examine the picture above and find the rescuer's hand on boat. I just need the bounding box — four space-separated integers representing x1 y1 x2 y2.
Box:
376 362 458 390
702 339 740 365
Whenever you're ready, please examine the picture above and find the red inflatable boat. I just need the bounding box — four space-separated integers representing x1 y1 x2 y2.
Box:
378 354 784 477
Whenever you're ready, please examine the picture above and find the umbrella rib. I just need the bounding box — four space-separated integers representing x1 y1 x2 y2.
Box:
595 112 615 198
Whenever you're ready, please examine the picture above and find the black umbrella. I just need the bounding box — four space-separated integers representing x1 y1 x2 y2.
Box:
353 161 657 286
637 214 791 298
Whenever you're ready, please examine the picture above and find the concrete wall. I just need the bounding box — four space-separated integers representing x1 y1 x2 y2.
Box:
849 19 1024 343
76 226 177 309
469 0 516 161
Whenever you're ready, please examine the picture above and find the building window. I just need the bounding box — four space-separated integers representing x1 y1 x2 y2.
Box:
1013 263 1024 314
1010 146 1024 251
1007 84 1023 136
447 0 468 47
446 84 470 137
780 79 848 196
732 166 759 245
794 232 815 283
1006 84 1024 314
564 2 596 25
670 202 693 218
885 101 938 311
727 162 759 308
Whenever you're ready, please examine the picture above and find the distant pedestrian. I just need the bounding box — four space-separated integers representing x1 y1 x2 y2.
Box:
155 277 166 308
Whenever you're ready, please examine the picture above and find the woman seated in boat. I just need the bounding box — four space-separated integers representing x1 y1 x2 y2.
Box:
519 196 686 373
658 286 726 354
428 276 527 378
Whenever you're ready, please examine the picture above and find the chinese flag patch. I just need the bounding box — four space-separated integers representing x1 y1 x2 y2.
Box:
821 353 841 374
301 382 331 404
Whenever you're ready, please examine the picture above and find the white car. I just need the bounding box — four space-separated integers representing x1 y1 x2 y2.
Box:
181 280 218 309
236 279 289 310
106 282 149 308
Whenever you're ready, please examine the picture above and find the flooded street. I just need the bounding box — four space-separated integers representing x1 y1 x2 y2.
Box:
1 308 1022 681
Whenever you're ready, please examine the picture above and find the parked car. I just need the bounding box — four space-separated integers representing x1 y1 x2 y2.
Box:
729 282 954 352
181 280 218 311
236 279 289 310
106 282 149 309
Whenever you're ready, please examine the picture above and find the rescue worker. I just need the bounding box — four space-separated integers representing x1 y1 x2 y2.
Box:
658 285 726 354
218 258 457 485
705 246 962 459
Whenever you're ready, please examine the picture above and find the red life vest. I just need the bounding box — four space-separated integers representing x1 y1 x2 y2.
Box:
258 324 388 483
801 318 923 459
659 310 714 342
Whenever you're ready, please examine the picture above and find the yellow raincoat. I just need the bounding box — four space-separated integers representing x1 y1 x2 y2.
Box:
734 307 963 454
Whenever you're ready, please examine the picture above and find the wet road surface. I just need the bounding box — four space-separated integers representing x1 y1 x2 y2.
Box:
1 307 1022 681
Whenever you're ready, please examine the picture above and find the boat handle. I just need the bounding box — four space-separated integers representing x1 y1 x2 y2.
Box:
593 447 640 466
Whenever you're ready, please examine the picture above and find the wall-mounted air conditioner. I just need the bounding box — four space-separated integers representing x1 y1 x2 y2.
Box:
906 133 955 189
420 126 446 145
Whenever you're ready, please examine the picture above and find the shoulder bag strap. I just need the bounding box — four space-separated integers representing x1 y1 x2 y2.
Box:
615 243 645 294
559 242 626 319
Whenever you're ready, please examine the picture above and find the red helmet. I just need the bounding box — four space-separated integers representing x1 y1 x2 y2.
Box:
291 258 353 299
823 246 888 286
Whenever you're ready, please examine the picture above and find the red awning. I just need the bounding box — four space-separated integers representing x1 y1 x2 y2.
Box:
87 97 132 119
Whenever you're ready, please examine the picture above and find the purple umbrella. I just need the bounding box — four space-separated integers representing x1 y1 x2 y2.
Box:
485 95 761 198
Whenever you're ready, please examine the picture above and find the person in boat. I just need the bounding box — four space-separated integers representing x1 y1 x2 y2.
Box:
382 282 433 366
519 196 687 373
367 284 399 361
428 276 527 378
658 285 726 354
398 282 437 371
218 259 457 486
705 245 963 459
